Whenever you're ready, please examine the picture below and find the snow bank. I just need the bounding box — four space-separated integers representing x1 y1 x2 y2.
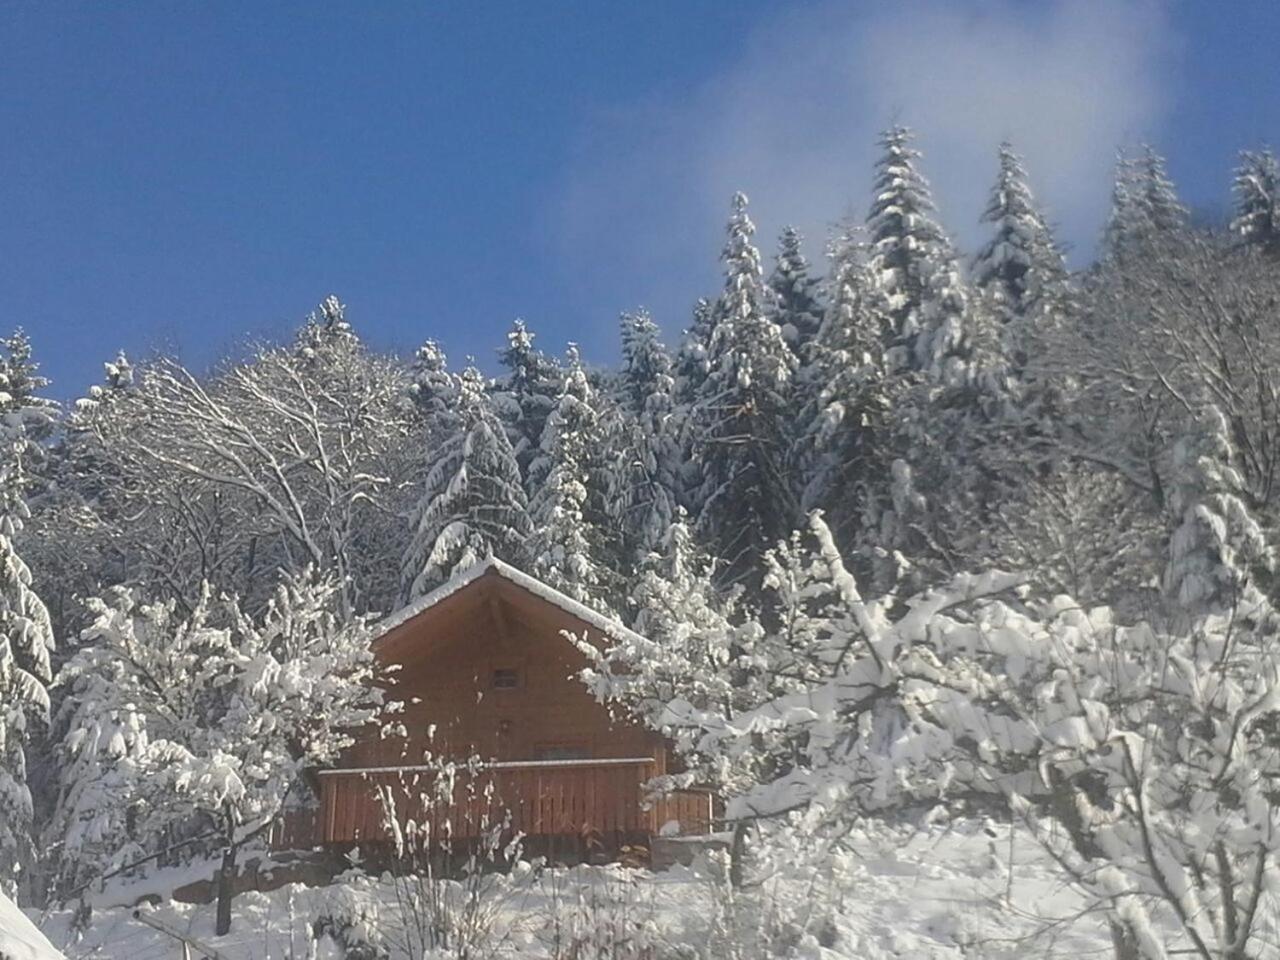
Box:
34 820 1117 959
0 893 64 960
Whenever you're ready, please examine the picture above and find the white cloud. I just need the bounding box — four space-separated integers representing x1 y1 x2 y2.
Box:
549 0 1177 352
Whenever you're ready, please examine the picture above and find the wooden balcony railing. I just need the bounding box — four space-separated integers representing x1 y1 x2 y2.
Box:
271 757 715 850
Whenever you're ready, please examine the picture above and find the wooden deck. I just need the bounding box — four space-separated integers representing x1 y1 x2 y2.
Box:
272 758 715 852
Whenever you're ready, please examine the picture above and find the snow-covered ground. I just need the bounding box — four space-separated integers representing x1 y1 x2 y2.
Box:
21 820 1117 960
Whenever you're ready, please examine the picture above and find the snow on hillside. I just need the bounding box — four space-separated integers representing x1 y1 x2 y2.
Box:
0 892 64 960
34 821 1113 960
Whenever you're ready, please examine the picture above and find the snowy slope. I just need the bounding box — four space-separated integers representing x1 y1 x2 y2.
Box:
0 893 64 960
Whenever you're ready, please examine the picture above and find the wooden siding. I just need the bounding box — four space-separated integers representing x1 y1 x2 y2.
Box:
355 572 660 769
315 759 713 845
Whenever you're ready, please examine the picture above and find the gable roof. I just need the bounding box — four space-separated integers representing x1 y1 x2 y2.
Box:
375 557 646 648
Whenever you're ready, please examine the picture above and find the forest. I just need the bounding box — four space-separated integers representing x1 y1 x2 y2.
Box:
4 128 1280 959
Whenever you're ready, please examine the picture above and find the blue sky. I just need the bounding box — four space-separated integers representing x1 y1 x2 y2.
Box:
3 1 1278 399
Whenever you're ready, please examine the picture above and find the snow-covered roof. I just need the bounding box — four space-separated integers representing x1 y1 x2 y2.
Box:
0 891 65 960
375 557 646 648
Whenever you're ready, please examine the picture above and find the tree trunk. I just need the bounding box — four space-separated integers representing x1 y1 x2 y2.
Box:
1109 920 1142 960
215 841 237 937
728 820 749 889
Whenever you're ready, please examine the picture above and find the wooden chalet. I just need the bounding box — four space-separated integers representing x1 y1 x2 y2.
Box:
275 559 712 857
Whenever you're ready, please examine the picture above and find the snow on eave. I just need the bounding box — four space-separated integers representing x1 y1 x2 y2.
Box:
374 557 646 649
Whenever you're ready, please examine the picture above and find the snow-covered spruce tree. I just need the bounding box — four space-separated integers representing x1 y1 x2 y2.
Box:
1132 144 1189 235
689 193 800 587
294 293 358 362
866 126 969 382
54 571 388 935
0 330 58 445
768 226 823 356
793 221 892 548
674 297 715 409
1231 147 1280 254
615 310 681 561
1103 146 1187 262
402 363 531 600
0 549 54 876
0 493 54 901
22 353 137 641
0 332 56 899
406 338 456 432
493 319 564 488
45 654 149 902
970 143 1076 473
1162 401 1272 620
972 143 1068 376
528 345 620 612
672 297 715 515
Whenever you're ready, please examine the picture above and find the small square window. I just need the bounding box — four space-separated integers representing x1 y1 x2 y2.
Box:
492 668 519 690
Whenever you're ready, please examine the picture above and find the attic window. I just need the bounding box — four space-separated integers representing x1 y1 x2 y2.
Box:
492 668 520 690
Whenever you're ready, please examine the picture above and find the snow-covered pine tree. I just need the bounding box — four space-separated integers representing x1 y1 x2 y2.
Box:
0 331 58 444
972 143 1068 376
0 508 54 898
1133 144 1188 235
690 193 800 587
619 310 674 417
70 352 135 421
1163 401 1273 621
794 222 891 546
1231 147 1280 253
768 227 823 356
0 332 55 897
616 310 681 561
674 297 715 408
294 294 358 362
672 297 715 515
1101 149 1137 260
45 652 149 902
866 126 969 382
1104 145 1187 260
528 345 618 612
406 338 455 430
402 363 531 599
26 353 137 639
494 319 563 487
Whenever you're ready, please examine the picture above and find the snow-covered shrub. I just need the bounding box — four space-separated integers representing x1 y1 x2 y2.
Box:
50 569 389 933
